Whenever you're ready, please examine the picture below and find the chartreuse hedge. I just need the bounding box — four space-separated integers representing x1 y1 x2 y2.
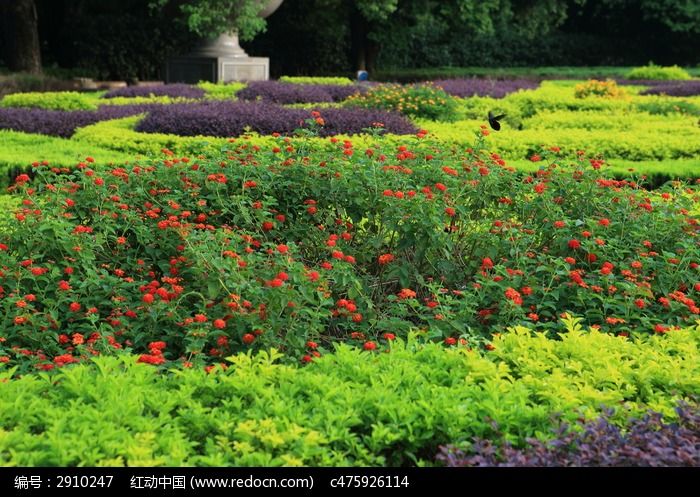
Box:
1 322 698 466
0 130 134 175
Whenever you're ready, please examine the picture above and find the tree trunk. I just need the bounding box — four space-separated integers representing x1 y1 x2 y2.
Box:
0 0 42 74
350 4 367 72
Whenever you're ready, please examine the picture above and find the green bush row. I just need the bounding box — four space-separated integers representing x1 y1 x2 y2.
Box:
0 91 101 111
0 130 134 180
197 81 246 100
626 63 692 81
279 76 354 86
0 322 697 466
419 118 700 161
65 116 700 176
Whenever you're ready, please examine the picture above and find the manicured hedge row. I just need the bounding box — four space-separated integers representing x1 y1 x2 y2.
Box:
432 78 540 98
641 80 700 97
134 101 418 137
626 64 692 81
0 91 100 111
0 104 160 138
0 327 697 466
103 83 206 99
237 80 363 104
280 76 355 86
67 116 700 180
420 118 700 160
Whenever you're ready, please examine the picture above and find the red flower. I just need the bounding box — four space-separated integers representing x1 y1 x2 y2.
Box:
277 244 289 254
69 302 81 312
58 280 71 291
142 293 154 304
397 288 417 299
568 239 581 250
445 207 456 217
213 319 226 329
481 257 494 270
378 253 394 265
242 333 255 345
382 333 396 341
137 354 165 365
444 337 457 346
363 341 377 351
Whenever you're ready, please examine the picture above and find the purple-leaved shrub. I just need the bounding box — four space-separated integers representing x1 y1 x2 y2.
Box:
134 101 417 137
438 402 700 467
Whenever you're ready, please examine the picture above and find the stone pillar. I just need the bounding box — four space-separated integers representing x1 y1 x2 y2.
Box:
166 0 284 83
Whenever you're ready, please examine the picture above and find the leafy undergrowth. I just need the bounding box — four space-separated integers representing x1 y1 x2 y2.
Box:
0 130 699 372
0 325 697 466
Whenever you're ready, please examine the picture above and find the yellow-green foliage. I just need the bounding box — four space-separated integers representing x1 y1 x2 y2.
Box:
0 194 20 231
0 129 134 169
0 324 697 466
627 63 692 81
574 79 628 99
197 81 246 100
101 95 198 106
280 76 354 86
72 116 228 155
419 117 700 160
0 91 100 110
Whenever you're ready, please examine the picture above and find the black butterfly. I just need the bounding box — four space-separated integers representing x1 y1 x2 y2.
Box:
488 111 506 131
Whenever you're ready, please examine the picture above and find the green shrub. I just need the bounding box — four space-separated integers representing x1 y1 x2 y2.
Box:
101 95 198 106
345 82 458 121
280 76 354 86
0 194 20 231
197 81 246 100
420 118 700 160
0 323 697 466
574 79 628 99
0 130 133 179
72 116 229 155
626 63 692 81
522 110 690 131
0 91 100 111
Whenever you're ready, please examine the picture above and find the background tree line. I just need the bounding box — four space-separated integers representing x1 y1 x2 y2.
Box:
1 0 698 80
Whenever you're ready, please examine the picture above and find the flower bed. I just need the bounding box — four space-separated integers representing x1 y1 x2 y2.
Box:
1 133 699 372
102 83 206 99
134 101 418 137
432 78 540 98
236 80 362 104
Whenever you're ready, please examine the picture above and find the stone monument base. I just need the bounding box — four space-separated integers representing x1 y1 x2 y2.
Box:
165 56 270 84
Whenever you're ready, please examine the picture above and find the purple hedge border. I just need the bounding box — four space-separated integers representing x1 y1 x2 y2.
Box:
134 101 418 137
640 80 700 97
236 80 364 104
438 402 700 467
0 104 160 138
431 78 540 98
